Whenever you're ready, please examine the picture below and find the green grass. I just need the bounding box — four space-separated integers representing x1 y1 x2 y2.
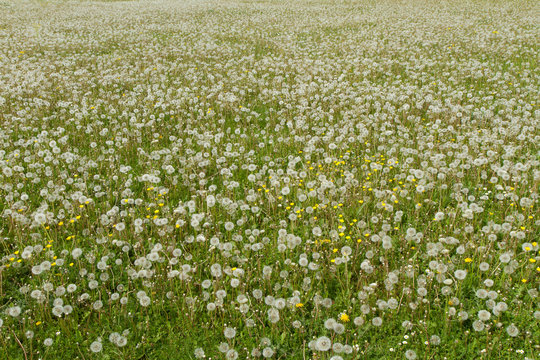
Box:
0 0 539 359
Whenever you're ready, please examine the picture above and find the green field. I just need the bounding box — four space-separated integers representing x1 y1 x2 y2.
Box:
0 0 538 359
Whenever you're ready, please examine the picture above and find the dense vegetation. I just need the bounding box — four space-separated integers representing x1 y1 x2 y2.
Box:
0 0 538 359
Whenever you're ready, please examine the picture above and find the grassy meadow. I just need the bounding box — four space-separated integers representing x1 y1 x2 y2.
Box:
0 0 538 359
